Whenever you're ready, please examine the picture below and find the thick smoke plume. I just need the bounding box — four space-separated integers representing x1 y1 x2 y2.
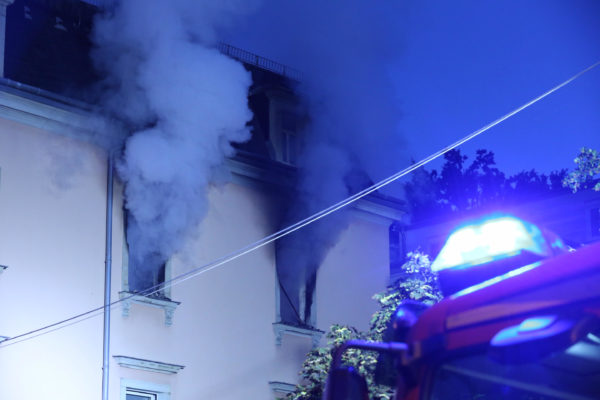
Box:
92 0 257 291
226 2 407 322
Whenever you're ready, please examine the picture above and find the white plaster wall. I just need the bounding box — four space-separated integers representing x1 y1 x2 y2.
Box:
317 217 390 333
0 118 107 399
0 114 394 400
109 183 288 400
108 183 392 400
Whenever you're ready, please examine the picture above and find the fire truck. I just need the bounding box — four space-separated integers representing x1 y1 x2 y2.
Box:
324 214 600 400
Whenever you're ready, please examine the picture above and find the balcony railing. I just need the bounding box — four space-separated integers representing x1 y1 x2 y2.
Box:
218 43 302 82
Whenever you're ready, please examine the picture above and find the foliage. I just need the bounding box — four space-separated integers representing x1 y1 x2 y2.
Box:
404 149 568 223
287 252 442 400
562 147 600 193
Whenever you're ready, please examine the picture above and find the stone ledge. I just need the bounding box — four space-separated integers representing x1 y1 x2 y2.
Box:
113 355 185 374
273 322 324 348
119 291 181 326
268 381 296 397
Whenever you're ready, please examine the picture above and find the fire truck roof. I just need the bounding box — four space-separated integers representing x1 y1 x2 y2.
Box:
409 241 600 356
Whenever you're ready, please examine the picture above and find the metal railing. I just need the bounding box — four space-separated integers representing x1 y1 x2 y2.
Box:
79 0 117 8
218 43 302 82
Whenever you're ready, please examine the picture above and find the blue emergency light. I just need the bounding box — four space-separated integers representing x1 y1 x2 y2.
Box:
432 214 567 296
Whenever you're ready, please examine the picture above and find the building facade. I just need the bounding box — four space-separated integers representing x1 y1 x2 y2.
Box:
0 1 404 399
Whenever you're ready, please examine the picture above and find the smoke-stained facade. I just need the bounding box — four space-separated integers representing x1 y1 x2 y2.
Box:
0 1 405 399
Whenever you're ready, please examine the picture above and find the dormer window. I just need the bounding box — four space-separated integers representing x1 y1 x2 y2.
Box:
279 111 298 165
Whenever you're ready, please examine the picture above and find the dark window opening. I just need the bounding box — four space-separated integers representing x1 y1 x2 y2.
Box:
124 208 169 299
389 221 405 276
5 0 100 98
278 271 316 329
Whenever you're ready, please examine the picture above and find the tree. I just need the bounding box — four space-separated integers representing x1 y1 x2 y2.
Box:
404 149 568 223
563 147 600 192
287 252 441 400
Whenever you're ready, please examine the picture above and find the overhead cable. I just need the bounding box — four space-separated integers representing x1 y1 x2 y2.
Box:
1 59 599 348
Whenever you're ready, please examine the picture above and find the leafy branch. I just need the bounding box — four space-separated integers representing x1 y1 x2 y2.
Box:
286 251 441 400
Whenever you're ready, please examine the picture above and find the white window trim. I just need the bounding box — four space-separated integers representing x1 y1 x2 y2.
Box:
268 381 296 399
121 379 170 400
119 291 180 326
121 230 180 326
113 355 185 375
122 236 174 299
268 100 301 166
274 275 317 327
274 276 323 348
272 322 323 348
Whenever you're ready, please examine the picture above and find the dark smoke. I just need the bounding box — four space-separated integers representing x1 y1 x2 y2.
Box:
92 0 258 291
225 2 407 322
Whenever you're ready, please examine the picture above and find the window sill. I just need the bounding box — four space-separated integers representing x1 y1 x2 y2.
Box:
113 355 185 375
268 381 296 398
272 322 324 348
119 291 181 326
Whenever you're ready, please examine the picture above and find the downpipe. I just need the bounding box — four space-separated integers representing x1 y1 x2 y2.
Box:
102 154 114 400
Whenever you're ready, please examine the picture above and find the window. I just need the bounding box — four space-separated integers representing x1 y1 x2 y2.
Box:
389 221 405 277
121 380 169 400
591 207 600 237
126 389 157 400
272 110 301 166
123 208 171 299
279 111 298 165
276 271 316 328
121 209 180 326
273 249 324 347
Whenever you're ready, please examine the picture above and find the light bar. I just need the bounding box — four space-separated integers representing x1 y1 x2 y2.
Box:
432 215 556 272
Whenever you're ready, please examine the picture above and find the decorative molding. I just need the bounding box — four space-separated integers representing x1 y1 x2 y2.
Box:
268 381 296 397
113 355 184 375
119 291 181 326
273 322 324 348
0 81 118 146
0 264 7 274
353 197 405 224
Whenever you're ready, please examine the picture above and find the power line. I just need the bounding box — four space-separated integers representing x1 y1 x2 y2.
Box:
1 59 598 348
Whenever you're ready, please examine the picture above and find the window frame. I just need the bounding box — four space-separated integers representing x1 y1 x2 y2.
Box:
120 379 170 400
271 106 301 166
122 208 173 300
273 269 323 347
275 272 317 328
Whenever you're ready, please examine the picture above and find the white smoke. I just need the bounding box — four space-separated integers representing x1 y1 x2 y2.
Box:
92 0 257 290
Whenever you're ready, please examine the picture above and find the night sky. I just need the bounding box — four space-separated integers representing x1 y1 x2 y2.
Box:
226 0 600 177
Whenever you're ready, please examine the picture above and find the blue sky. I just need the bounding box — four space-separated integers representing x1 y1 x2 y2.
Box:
226 0 600 177
393 0 600 175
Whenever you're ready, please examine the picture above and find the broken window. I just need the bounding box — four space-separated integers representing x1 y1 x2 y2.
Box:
123 208 170 299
